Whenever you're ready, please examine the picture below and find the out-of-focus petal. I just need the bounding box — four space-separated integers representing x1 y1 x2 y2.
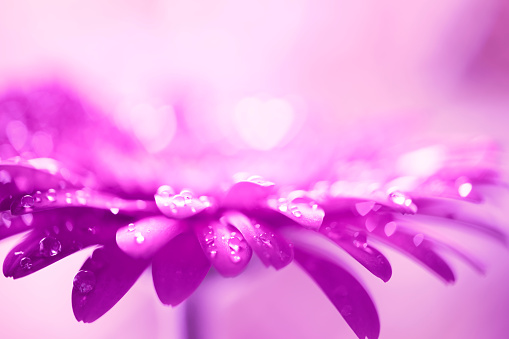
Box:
155 187 211 219
294 248 380 339
268 196 325 230
72 245 150 323
324 226 392 282
9 188 158 217
194 220 252 277
222 176 275 208
0 211 34 241
0 160 81 210
369 220 456 283
3 208 127 278
152 231 210 306
222 211 293 270
116 216 183 259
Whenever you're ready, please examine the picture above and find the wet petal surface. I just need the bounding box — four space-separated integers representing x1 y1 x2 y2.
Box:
294 248 380 339
194 220 252 277
222 211 293 269
152 231 210 306
72 245 150 323
155 187 210 219
116 216 183 259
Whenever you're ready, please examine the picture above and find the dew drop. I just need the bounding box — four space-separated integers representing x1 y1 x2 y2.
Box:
110 207 120 215
65 220 74 232
258 232 273 248
39 236 62 257
458 182 472 198
134 232 145 244
65 192 73 204
75 190 88 205
290 205 302 218
278 204 288 212
384 222 397 237
21 213 33 226
33 191 43 203
20 195 34 208
389 191 406 205
156 185 175 197
0 170 12 184
46 189 57 202
353 232 367 248
73 270 96 294
1 211 12 228
19 257 32 270
230 254 242 263
127 223 135 232
413 233 424 247
87 226 97 235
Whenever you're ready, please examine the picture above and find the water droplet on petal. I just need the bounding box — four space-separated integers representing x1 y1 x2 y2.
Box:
353 232 368 248
19 257 32 269
230 254 242 263
458 182 472 198
389 191 406 205
33 191 43 203
258 232 274 248
157 185 175 197
65 192 73 204
39 236 62 257
73 270 96 294
134 232 145 244
65 221 74 232
278 204 288 212
2 211 12 228
46 189 57 202
110 207 120 215
21 213 33 226
21 195 34 208
0 170 12 184
413 233 424 246
127 223 135 232
384 222 397 237
290 205 302 217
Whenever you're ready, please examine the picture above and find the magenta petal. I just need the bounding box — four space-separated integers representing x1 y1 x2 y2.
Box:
3 208 125 278
10 188 157 217
372 225 455 283
116 216 183 259
152 232 210 306
268 196 324 230
222 211 293 269
0 161 79 210
0 211 34 241
222 176 275 208
328 232 392 282
194 220 252 277
72 245 150 323
155 188 210 219
294 248 380 339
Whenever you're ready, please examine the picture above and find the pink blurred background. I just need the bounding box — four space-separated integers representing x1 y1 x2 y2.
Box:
1 0 509 338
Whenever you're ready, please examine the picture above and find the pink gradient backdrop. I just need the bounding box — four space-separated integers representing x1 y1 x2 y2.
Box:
1 0 509 338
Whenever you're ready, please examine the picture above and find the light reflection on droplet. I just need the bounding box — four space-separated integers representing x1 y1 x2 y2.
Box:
20 195 34 208
39 236 62 257
110 207 120 215
458 182 472 198
46 189 57 202
134 231 145 244
19 257 32 270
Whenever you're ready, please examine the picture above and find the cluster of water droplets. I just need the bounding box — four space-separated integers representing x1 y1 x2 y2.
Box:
202 225 249 263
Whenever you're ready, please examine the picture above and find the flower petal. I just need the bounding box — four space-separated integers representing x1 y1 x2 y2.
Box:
152 232 210 306
194 220 252 277
9 188 157 217
3 208 126 278
0 160 79 211
294 248 380 339
222 176 275 208
72 245 150 323
324 227 392 282
155 187 210 219
268 196 324 230
370 222 455 283
222 211 293 269
116 216 183 259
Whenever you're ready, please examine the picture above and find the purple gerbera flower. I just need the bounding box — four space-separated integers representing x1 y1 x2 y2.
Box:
0 85 506 339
